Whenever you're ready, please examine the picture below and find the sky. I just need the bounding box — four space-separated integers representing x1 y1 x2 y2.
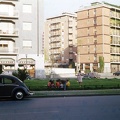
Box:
44 0 120 20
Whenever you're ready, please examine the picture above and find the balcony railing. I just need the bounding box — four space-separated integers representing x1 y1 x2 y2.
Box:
51 45 61 49
0 29 19 37
53 51 61 54
110 23 120 28
110 52 120 55
110 14 120 20
110 33 120 36
50 39 61 43
111 43 120 46
0 10 19 19
0 48 19 55
111 59 120 63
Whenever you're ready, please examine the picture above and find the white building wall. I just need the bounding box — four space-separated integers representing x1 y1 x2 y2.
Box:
0 0 45 78
104 63 111 73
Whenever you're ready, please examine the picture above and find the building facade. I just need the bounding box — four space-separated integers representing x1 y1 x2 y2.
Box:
77 2 120 73
44 13 77 70
0 0 45 78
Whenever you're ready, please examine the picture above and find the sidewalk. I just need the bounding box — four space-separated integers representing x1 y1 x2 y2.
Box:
32 89 120 97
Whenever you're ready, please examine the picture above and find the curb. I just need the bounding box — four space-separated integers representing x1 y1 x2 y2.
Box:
30 89 120 98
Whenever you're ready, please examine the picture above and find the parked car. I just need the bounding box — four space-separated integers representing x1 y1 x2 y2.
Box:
0 74 33 100
113 71 120 76
26 74 32 80
83 72 98 79
83 74 91 79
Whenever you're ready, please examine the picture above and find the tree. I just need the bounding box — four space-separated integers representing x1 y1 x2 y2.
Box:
99 56 104 73
12 68 28 82
69 61 75 69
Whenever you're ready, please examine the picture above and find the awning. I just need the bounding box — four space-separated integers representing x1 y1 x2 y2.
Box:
18 58 35 65
0 58 15 65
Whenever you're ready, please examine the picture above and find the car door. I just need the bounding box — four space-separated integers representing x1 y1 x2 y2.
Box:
0 78 4 96
1 76 18 97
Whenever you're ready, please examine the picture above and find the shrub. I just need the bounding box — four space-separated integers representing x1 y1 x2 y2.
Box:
12 68 28 82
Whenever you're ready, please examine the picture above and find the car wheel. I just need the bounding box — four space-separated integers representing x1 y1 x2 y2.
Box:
14 90 24 100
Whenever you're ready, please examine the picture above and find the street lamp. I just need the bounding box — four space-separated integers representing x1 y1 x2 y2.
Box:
26 54 27 70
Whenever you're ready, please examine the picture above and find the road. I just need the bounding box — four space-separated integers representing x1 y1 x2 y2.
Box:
0 96 120 120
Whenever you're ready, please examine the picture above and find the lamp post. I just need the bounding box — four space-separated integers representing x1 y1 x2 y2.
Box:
26 54 27 70
78 52 80 72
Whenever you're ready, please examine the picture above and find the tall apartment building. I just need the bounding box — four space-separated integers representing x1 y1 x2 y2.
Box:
0 0 45 78
44 13 77 69
77 2 120 73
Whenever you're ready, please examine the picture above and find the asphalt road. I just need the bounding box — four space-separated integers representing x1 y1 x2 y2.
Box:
0 96 120 120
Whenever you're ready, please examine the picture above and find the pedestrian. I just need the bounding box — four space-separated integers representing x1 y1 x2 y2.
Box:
66 79 70 90
47 80 52 88
66 79 70 87
56 79 60 88
60 81 63 89
63 80 66 91
77 70 83 87
51 80 55 88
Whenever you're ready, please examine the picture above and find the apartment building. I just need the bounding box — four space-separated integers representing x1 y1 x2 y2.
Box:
0 0 45 78
44 13 77 69
77 2 120 73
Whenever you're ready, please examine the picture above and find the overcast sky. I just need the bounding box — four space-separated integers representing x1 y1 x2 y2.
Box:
44 0 120 20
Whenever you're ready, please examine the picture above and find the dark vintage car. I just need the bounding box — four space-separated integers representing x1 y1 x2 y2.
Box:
113 71 120 76
0 74 33 100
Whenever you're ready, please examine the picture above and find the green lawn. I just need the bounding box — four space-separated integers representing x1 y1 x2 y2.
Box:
24 78 120 91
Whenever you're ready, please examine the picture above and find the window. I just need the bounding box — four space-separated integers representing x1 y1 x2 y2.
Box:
95 31 97 36
87 10 89 17
62 57 64 61
88 28 89 36
23 22 32 30
23 40 32 48
0 22 14 33
88 39 89 44
87 19 89 25
3 77 15 84
0 4 14 16
88 46 90 52
94 9 96 15
94 39 97 44
94 46 97 52
23 4 32 13
94 56 97 61
0 44 8 48
94 18 97 25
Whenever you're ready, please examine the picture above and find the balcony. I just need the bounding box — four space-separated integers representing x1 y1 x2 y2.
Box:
55 56 61 60
50 26 60 31
50 39 61 43
110 23 120 29
0 48 19 55
0 10 19 19
110 14 120 20
110 33 120 37
50 34 61 37
111 59 120 63
53 51 61 55
0 29 19 37
51 45 61 49
69 51 73 54
69 44 73 47
111 43 120 47
69 35 73 40
110 52 120 55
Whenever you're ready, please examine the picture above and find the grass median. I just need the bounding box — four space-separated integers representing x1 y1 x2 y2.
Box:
25 78 120 91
